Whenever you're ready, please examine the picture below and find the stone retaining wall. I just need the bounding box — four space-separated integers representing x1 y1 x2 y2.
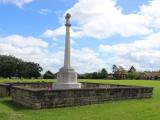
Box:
0 82 52 97
0 83 11 97
11 83 153 109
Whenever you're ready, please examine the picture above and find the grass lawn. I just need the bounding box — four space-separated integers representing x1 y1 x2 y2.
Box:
0 79 160 120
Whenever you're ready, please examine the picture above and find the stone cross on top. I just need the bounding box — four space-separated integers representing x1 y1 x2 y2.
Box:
65 13 71 26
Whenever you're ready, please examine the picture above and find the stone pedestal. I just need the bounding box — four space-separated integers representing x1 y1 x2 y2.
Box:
53 67 81 89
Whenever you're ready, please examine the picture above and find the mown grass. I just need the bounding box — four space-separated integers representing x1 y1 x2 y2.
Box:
0 79 160 120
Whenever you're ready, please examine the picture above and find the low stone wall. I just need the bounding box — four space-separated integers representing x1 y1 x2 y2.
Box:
11 83 153 109
0 82 52 97
0 83 11 97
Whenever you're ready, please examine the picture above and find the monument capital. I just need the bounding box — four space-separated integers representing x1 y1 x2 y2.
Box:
65 13 71 20
65 13 71 27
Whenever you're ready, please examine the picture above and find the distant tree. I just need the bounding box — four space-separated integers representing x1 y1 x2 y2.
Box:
23 62 43 79
137 72 145 80
113 65 119 79
85 73 92 79
0 55 22 78
112 65 127 80
119 66 125 71
91 72 97 79
78 68 108 79
100 68 108 79
112 65 119 73
78 74 85 79
0 55 43 79
118 66 127 79
43 70 55 79
78 73 92 79
112 65 118 79
127 66 139 80
128 66 136 73
127 72 139 80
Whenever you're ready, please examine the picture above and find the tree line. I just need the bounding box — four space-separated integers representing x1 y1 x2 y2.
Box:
77 65 145 80
1 55 159 80
112 65 144 80
0 55 42 79
78 68 108 79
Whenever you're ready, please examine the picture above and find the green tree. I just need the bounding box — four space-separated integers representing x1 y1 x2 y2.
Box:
0 55 22 78
91 72 98 79
100 68 108 79
119 66 126 79
127 66 139 80
23 62 43 79
112 65 119 73
112 65 127 80
0 55 43 79
127 72 139 80
43 70 55 79
129 66 136 73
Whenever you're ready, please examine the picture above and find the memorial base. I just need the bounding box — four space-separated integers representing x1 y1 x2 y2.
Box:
53 83 81 89
53 67 81 89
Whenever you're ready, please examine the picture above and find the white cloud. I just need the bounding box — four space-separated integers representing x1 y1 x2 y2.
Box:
99 32 160 71
71 48 106 73
43 0 160 40
43 26 84 39
39 9 52 15
0 34 105 73
0 35 48 48
140 0 160 28
0 35 62 73
66 0 153 39
43 0 157 40
70 39 76 45
99 32 160 54
0 0 33 8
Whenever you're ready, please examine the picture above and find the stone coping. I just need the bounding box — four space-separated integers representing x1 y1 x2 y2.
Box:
10 82 154 109
0 83 10 86
11 82 153 92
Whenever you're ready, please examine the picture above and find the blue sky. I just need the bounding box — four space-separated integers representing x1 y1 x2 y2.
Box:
0 0 160 73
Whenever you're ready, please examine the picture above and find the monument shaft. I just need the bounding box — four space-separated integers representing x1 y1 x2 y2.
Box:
64 23 71 68
53 13 81 89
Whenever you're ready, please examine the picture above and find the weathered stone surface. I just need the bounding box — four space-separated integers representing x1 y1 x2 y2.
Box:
0 82 52 97
0 83 10 97
10 82 153 109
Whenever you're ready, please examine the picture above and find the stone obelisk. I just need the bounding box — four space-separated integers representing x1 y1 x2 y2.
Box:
53 13 81 89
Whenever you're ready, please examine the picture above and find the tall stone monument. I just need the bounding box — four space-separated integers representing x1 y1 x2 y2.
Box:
53 13 81 89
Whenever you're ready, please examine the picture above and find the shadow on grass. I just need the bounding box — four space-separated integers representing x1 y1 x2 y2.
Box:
0 98 31 111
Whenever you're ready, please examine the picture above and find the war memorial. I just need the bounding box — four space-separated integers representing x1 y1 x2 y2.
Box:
0 14 153 109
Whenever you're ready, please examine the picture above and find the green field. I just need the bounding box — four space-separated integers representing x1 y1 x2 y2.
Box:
0 79 160 120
